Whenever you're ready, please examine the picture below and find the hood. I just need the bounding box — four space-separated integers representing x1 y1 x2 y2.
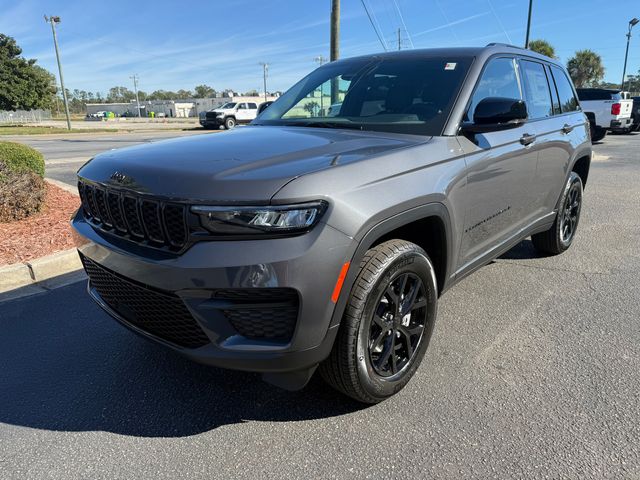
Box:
77 126 427 203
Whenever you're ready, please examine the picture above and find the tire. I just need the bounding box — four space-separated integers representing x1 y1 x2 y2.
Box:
531 172 583 255
319 239 438 404
224 117 236 130
591 126 607 142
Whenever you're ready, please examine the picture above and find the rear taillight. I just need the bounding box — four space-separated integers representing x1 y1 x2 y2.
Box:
611 103 621 115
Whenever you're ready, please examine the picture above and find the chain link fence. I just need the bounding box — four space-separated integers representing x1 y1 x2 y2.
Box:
0 110 52 124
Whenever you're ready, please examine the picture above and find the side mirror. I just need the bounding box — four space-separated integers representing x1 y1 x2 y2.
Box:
258 101 274 115
462 97 527 134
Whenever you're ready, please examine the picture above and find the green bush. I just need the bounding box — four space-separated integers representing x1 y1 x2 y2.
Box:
0 141 46 222
0 141 45 178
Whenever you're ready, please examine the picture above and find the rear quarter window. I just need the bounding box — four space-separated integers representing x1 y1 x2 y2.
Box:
551 66 579 112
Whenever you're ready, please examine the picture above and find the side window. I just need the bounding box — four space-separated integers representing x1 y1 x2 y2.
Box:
248 103 257 109
466 57 521 121
238 103 247 110
519 60 553 119
545 65 562 115
551 66 579 112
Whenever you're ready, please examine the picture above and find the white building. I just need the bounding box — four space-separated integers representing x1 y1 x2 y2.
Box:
86 94 279 118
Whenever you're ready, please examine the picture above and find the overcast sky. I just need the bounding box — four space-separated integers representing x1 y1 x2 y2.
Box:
1 0 638 95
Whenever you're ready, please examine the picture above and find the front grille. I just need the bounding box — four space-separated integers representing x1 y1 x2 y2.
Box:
81 255 210 349
78 180 187 251
217 288 299 342
205 112 219 120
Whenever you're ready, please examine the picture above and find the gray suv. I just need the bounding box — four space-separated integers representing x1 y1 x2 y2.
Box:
73 44 591 403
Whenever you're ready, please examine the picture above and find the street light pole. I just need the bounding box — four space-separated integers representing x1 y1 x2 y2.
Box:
44 15 71 130
259 62 269 103
621 18 639 91
130 74 141 118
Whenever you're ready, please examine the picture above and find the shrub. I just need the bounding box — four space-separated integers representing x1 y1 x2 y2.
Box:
0 141 45 177
0 141 46 222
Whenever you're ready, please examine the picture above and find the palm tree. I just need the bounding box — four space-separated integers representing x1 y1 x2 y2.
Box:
567 50 605 87
528 39 556 59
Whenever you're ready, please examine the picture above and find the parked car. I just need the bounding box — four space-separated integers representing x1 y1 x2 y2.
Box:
576 88 634 139
631 96 640 131
257 101 274 114
199 102 259 129
73 44 591 403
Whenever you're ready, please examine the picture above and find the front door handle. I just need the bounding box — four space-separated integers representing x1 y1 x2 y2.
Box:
520 133 536 146
561 123 574 134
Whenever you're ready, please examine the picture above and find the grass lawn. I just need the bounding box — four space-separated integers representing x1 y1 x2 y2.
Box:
0 125 122 135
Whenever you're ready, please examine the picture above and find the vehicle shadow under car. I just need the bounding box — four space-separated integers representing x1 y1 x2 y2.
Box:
0 281 363 438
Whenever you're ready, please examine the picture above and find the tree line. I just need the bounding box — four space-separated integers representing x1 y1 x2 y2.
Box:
528 39 640 91
1 33 638 115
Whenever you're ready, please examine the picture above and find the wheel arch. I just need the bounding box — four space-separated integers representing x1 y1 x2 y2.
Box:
329 202 454 328
572 154 591 188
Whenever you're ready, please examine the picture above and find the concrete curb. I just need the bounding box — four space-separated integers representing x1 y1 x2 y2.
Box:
0 248 85 301
45 177 80 195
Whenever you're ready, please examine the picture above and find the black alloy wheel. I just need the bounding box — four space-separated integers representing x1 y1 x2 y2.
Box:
368 272 427 377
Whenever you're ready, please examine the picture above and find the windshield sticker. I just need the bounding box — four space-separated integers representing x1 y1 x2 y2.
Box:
445 62 457 70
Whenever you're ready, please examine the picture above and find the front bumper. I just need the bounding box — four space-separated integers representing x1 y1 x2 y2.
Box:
199 116 223 127
72 209 354 378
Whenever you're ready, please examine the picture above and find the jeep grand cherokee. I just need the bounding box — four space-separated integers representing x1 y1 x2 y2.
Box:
73 44 591 403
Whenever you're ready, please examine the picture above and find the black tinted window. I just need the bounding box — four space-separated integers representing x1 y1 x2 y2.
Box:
248 103 257 109
256 56 473 136
552 67 579 112
467 57 520 121
520 60 553 119
546 65 562 115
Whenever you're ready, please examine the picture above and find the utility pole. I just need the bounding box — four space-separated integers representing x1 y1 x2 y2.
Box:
130 74 141 117
259 62 269 103
44 15 71 130
398 28 402 50
315 56 328 115
330 0 340 104
621 18 639 90
524 0 533 48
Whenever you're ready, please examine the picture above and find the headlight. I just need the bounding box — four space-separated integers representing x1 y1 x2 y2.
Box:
191 201 327 236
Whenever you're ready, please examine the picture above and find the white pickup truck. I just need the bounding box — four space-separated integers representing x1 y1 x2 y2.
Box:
576 88 634 141
199 102 259 130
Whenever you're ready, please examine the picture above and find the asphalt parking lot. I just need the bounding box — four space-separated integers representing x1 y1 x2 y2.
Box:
1 133 639 479
2 130 210 188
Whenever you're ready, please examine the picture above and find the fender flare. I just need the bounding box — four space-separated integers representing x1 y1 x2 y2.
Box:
328 202 454 328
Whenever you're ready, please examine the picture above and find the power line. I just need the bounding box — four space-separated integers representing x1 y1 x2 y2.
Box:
392 0 414 48
487 0 513 44
359 0 388 51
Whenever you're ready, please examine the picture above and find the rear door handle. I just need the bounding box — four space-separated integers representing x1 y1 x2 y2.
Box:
561 124 574 134
520 133 536 146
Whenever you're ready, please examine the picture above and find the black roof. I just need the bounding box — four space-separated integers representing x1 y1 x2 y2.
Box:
331 43 563 68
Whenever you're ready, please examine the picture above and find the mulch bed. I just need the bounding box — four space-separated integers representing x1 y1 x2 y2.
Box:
0 183 81 266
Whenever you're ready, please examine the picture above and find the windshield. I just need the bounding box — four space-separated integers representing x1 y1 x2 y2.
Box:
218 102 236 109
253 55 472 136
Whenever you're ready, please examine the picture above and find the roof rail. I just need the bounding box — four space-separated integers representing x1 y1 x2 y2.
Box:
485 42 525 50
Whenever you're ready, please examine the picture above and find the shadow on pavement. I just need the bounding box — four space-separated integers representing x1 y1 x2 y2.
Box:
0 280 364 438
498 239 547 260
